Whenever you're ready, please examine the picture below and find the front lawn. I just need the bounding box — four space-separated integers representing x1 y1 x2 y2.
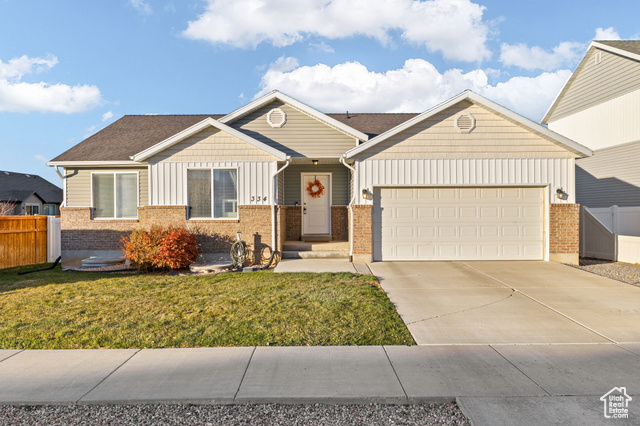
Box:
0 264 413 348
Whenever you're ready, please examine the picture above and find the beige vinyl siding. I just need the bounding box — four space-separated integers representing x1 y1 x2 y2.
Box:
576 140 640 207
149 128 279 163
548 89 640 150
283 164 351 206
359 101 574 160
231 100 357 157
65 167 148 207
548 47 640 122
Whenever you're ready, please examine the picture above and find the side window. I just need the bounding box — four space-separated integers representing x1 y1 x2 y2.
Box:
92 173 138 219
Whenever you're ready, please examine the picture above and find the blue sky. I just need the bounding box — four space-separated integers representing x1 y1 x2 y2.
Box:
0 0 638 186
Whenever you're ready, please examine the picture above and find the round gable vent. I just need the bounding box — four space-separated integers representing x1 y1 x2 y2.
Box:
267 107 287 128
455 113 476 133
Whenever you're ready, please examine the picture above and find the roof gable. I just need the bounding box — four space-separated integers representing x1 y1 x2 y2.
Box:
220 90 369 142
131 117 287 162
346 91 591 159
543 40 640 124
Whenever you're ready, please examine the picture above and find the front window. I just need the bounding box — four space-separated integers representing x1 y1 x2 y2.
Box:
187 169 237 219
92 173 138 219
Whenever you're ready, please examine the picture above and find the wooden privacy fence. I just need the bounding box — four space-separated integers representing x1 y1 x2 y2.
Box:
0 216 49 269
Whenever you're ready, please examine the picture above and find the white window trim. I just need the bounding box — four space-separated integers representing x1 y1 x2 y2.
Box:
25 203 40 215
90 171 140 220
186 167 239 220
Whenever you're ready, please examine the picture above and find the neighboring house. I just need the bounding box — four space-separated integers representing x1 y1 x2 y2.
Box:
543 40 640 207
0 171 62 216
49 90 590 266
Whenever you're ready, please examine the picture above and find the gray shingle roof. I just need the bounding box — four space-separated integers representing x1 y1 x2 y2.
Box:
596 40 640 56
0 171 62 204
50 113 418 162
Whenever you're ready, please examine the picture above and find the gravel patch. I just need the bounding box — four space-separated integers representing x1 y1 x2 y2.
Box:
569 258 640 287
0 403 470 426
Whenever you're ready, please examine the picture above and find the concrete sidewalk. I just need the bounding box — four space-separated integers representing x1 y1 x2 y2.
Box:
0 344 638 424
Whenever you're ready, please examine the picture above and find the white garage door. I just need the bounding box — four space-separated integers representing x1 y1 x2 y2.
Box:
373 187 544 261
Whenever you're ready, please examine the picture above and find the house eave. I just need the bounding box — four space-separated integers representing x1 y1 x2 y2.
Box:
130 117 288 162
47 161 144 167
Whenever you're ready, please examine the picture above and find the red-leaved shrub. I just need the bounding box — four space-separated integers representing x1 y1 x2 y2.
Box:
121 226 199 271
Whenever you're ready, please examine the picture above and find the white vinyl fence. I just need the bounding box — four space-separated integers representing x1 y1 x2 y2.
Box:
47 216 61 262
581 206 640 263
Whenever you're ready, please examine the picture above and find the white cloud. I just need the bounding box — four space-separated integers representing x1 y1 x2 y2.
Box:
0 54 102 114
309 41 335 54
130 0 152 15
34 154 47 164
255 57 571 121
101 111 114 122
595 27 620 40
183 0 491 62
500 42 585 71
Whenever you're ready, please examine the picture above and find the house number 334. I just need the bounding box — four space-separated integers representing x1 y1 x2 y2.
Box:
251 196 268 202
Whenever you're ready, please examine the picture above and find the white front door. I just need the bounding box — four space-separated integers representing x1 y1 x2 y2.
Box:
302 173 331 235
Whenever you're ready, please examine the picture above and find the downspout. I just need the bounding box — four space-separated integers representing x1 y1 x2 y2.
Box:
271 156 291 253
53 166 66 207
340 154 356 261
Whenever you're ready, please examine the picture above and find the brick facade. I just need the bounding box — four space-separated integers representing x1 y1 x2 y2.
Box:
284 206 302 241
331 206 348 241
549 203 580 264
61 205 273 259
352 205 372 259
280 205 348 242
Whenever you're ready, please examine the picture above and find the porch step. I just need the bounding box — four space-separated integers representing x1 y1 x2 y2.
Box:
281 240 349 259
282 250 349 259
283 241 349 252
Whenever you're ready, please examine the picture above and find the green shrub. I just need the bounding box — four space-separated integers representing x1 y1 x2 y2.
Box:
121 226 198 271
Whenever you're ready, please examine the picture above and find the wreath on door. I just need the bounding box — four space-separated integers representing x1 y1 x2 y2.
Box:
306 179 325 198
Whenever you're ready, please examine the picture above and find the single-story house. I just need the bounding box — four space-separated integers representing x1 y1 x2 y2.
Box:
0 170 62 216
48 90 590 265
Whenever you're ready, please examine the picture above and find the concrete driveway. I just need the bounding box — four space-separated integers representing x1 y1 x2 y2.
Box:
369 261 640 345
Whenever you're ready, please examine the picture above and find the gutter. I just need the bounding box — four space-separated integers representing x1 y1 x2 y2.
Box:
271 156 291 253
340 154 356 261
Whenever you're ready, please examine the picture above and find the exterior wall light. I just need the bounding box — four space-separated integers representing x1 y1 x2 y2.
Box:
556 188 565 199
312 159 318 165
362 188 370 200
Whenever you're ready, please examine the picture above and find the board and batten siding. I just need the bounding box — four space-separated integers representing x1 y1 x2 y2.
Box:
358 101 574 160
64 167 149 207
149 161 275 206
576 140 640 207
354 158 575 205
146 125 279 206
548 89 640 150
283 164 351 206
230 100 357 158
547 47 640 122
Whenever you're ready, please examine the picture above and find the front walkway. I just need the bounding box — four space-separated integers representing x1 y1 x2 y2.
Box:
274 259 371 274
0 345 638 424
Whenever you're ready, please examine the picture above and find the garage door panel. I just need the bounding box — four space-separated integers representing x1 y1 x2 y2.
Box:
418 226 436 238
374 186 544 261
